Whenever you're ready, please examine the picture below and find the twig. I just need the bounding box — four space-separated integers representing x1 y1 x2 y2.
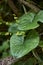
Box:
19 0 40 12
7 0 20 16
39 33 43 36
30 1 43 9
0 0 3 4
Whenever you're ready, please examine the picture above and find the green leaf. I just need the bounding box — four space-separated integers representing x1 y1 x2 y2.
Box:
2 40 9 51
2 52 9 58
18 12 39 30
39 41 43 48
10 30 39 58
34 11 43 23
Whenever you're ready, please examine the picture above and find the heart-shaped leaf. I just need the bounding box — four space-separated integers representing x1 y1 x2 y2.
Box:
18 12 39 30
10 30 39 58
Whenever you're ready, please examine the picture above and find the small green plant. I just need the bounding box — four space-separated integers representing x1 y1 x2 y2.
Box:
9 11 43 59
0 0 43 64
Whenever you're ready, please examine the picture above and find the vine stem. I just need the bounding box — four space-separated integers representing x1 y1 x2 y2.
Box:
32 50 42 62
22 5 27 14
